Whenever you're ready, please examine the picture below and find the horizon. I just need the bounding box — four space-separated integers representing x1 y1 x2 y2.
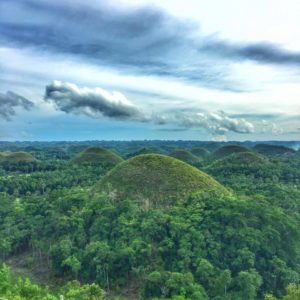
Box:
1 0 300 141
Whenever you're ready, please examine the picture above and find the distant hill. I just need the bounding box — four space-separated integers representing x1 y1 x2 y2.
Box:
72 147 123 167
206 151 269 173
95 154 228 208
126 146 163 158
169 149 200 164
0 151 37 164
190 147 210 158
212 145 250 159
253 144 296 156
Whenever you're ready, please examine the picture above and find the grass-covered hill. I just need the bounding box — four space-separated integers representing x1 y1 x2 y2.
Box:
214 151 267 166
0 151 37 164
190 147 210 158
253 143 296 156
95 154 228 207
126 146 164 158
169 149 200 164
206 151 269 175
72 147 123 167
212 144 250 159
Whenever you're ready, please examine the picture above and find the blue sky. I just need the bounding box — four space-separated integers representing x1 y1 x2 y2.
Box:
0 0 300 141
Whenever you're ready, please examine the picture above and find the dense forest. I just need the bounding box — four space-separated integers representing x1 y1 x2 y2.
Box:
0 141 300 300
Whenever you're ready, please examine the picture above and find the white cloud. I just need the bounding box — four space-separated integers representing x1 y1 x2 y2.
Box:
45 81 144 121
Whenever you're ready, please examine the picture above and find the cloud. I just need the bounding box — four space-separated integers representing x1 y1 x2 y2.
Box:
208 111 254 134
1 0 300 94
0 91 34 120
0 0 244 91
200 38 300 66
45 81 144 121
43 81 256 136
153 110 254 134
259 120 283 134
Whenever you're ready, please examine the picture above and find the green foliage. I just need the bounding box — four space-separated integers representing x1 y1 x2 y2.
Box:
0 264 104 300
0 141 300 299
282 283 300 299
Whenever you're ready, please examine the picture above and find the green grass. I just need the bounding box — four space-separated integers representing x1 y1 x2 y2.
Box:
0 151 37 164
212 145 250 159
169 149 200 164
95 154 228 208
72 147 123 167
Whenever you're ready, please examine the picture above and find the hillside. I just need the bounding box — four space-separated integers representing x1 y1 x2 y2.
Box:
254 144 296 156
206 151 269 174
95 154 228 207
0 151 37 164
72 147 123 167
169 149 200 164
126 146 163 158
212 145 250 159
190 147 210 158
213 151 267 166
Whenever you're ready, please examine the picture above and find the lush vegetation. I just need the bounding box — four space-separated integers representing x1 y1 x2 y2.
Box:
0 264 104 300
0 141 299 299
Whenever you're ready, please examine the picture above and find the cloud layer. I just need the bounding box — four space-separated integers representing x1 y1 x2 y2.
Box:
44 81 255 136
154 111 254 134
2 0 300 93
45 81 144 121
201 39 300 66
0 91 34 120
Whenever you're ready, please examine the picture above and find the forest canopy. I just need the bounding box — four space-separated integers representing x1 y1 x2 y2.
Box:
0 140 299 299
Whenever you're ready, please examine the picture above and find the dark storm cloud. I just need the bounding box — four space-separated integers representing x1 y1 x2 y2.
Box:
45 81 144 121
0 91 34 120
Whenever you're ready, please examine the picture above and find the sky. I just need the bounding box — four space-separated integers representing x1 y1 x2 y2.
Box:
0 0 300 141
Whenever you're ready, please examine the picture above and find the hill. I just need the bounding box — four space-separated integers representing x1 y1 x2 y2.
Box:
72 147 123 167
126 146 163 158
253 144 296 156
95 154 228 208
207 151 269 172
190 147 210 158
212 145 250 159
0 151 37 164
169 149 200 164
